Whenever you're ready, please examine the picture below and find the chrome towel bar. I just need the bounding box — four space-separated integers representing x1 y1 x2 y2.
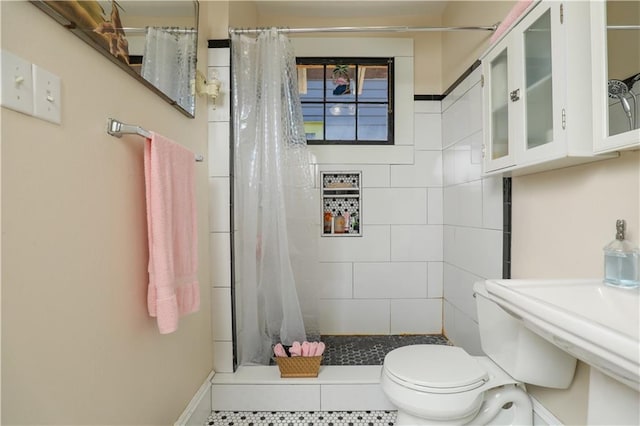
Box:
107 118 204 162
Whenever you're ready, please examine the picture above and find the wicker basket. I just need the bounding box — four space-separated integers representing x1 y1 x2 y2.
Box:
275 356 322 378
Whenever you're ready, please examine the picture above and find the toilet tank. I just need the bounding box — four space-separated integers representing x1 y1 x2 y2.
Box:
474 281 577 389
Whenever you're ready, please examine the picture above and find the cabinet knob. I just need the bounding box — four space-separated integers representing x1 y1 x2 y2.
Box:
510 88 520 102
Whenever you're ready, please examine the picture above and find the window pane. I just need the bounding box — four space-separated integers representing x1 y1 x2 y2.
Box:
298 65 324 101
301 103 324 140
357 104 387 141
326 65 356 101
358 65 388 102
326 104 356 140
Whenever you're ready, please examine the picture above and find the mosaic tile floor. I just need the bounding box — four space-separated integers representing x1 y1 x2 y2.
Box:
206 410 396 425
319 334 450 365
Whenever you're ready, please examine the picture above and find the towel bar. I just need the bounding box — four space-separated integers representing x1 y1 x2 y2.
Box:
107 118 204 162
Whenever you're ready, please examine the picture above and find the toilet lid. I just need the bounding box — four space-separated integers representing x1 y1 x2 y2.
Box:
383 345 488 392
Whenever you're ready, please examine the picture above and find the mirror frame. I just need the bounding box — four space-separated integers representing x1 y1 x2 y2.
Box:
30 0 198 118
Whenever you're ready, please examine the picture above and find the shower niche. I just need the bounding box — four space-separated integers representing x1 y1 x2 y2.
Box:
321 171 361 237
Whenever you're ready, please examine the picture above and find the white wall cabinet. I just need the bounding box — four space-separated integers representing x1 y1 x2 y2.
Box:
591 0 640 154
482 1 616 176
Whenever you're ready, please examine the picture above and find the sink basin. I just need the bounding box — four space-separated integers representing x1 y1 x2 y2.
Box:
484 279 640 390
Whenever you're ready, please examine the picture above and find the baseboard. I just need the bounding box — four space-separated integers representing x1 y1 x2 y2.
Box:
532 396 563 426
174 370 214 426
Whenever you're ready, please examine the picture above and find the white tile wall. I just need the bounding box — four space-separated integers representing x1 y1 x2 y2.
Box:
427 188 443 225
441 71 503 354
209 232 231 287
414 113 442 151
391 225 443 262
390 299 442 334
390 150 443 187
427 261 444 298
208 122 230 177
363 188 427 225
208 46 234 374
318 225 390 262
317 263 353 299
319 299 390 334
353 262 427 299
209 177 230 233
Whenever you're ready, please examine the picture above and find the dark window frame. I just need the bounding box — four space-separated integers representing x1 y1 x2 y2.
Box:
296 57 395 145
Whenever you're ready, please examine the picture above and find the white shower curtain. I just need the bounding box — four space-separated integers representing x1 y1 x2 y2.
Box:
232 29 319 365
141 27 196 114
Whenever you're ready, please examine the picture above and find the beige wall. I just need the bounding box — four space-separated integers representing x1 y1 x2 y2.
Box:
1 1 215 424
441 0 515 91
512 150 640 425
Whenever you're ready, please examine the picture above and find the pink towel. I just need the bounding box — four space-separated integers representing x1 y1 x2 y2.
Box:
489 0 533 45
145 131 199 334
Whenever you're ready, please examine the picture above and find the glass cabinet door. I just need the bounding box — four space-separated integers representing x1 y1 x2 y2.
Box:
523 9 554 150
490 49 510 161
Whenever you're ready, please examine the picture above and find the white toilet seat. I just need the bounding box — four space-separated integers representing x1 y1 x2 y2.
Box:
381 345 524 425
383 345 488 393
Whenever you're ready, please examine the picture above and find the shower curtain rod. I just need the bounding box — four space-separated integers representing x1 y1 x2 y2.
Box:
229 24 499 35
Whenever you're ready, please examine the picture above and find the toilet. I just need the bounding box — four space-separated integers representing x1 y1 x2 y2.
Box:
381 281 578 425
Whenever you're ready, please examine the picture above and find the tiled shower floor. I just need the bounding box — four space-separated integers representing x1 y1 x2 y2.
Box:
320 334 450 365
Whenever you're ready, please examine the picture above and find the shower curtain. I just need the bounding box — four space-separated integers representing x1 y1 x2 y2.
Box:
141 27 196 114
232 29 319 365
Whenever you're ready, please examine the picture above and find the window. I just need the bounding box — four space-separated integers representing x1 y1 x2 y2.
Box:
296 57 394 145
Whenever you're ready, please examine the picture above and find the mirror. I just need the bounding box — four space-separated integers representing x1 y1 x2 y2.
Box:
606 1 640 136
31 1 198 118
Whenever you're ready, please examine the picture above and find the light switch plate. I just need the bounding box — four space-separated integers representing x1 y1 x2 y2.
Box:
33 64 61 124
1 50 34 115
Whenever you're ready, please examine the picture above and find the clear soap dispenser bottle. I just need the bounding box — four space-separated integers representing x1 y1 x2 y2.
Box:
603 219 640 289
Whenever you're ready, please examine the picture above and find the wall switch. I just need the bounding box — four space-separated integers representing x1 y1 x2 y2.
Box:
1 50 34 115
33 64 61 124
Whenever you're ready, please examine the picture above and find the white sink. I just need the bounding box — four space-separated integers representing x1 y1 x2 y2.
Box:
484 279 640 390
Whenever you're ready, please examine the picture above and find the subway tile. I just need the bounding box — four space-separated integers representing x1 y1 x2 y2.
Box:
363 188 427 225
318 225 390 262
453 308 483 356
208 122 230 177
427 261 443 298
321 384 394 411
482 176 504 230
211 384 320 411
319 299 390 334
414 100 441 114
353 262 427 299
427 187 443 224
443 181 483 228
317 262 353 299
211 287 233 341
209 232 231 287
443 225 502 280
207 66 231 122
391 225 443 261
208 47 231 67
208 177 230 232
394 57 414 146
442 83 482 148
390 299 442 334
309 145 414 165
414 113 442 151
390 151 442 188
443 300 456 342
443 263 483 322
213 341 234 373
